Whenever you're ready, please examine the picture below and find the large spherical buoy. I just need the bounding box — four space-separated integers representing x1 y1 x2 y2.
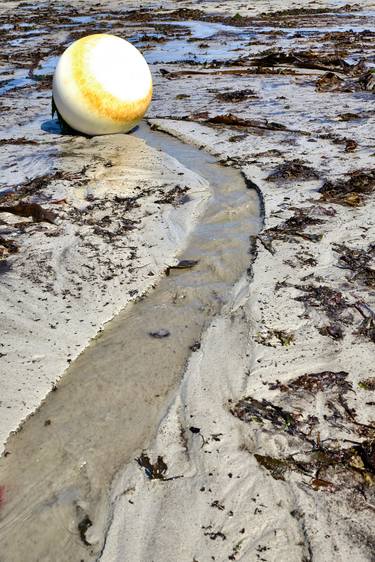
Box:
52 33 153 136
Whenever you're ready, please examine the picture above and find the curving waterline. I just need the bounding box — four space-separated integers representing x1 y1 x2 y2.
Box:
0 122 260 561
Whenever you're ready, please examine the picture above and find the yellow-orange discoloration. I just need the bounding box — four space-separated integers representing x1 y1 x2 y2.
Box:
71 34 152 123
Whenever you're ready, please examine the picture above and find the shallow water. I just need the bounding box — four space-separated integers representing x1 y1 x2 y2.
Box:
0 123 260 561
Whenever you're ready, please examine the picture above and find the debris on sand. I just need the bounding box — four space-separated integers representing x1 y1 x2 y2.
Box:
0 202 57 224
214 88 258 102
0 237 18 260
334 243 375 288
166 259 199 276
231 396 301 437
316 71 375 93
266 159 319 182
136 452 168 480
149 329 170 339
268 371 351 394
250 50 351 73
258 208 323 253
316 72 345 92
320 169 375 206
295 283 349 321
0 137 39 146
1 171 85 204
233 368 375 491
255 328 294 347
77 513 93 546
359 378 375 391
354 303 375 344
345 139 358 152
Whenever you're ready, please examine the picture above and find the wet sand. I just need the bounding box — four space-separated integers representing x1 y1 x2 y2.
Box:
0 1 374 561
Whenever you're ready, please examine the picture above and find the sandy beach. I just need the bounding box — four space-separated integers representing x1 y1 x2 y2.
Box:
0 0 374 560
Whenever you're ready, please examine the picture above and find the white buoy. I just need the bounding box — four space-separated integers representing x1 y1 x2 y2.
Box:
52 33 153 135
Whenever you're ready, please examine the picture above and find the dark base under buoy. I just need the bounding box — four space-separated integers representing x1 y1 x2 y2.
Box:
51 96 90 136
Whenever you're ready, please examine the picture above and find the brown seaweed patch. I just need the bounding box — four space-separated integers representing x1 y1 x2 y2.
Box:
320 169 375 206
295 283 349 320
258 209 323 253
214 88 258 102
136 452 168 480
269 371 351 394
316 72 345 92
316 71 374 93
261 5 357 17
266 159 319 182
231 397 303 438
0 236 18 260
255 328 294 347
192 113 288 132
254 454 309 481
334 243 375 288
354 303 375 344
0 202 57 224
250 50 351 73
254 442 375 489
1 171 86 204
359 378 375 391
0 137 39 146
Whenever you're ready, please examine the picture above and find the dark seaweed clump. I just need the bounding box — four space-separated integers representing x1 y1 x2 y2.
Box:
258 208 323 253
334 243 375 289
215 88 258 102
320 169 375 206
266 159 319 182
136 452 168 480
232 370 375 491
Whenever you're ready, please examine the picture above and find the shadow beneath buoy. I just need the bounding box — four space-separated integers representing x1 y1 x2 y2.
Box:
41 119 63 135
41 117 90 137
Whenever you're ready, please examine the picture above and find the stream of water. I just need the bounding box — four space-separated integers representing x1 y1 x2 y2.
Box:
0 122 260 561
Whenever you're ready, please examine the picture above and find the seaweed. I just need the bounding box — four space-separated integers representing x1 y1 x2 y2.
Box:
345 139 358 152
261 6 356 17
295 283 348 320
254 454 311 481
258 209 323 253
255 328 294 347
354 303 375 344
266 159 319 182
269 371 351 394
0 137 38 146
316 71 371 94
77 514 93 546
154 185 190 206
334 243 375 288
202 527 226 541
136 452 168 480
0 202 57 224
359 378 375 391
250 50 351 73
215 88 258 102
255 442 375 488
1 170 85 204
319 324 344 340
0 236 18 260
316 72 345 92
320 169 375 206
204 113 288 132
231 397 301 437
148 329 170 339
